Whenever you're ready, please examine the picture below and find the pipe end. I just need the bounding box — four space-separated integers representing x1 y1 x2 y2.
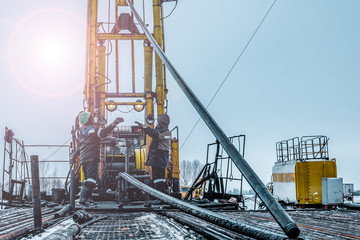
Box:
284 222 300 239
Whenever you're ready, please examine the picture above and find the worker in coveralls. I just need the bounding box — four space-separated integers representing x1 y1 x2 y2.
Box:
143 114 171 193
77 112 124 206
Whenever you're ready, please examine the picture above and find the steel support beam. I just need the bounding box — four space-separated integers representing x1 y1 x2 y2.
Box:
118 172 286 240
125 1 300 238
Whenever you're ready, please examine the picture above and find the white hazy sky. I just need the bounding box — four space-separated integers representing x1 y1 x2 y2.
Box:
1 1 359 189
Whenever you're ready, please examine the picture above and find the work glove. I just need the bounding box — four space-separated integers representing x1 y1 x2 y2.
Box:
113 117 124 125
115 117 124 123
135 121 145 128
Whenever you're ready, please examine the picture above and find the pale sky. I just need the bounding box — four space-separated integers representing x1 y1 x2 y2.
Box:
1 0 359 190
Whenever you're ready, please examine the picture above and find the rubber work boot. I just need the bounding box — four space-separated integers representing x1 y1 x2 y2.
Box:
79 186 92 207
79 181 96 207
148 180 156 200
154 180 166 193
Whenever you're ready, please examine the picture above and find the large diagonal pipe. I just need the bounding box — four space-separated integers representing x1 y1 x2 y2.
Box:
118 172 286 240
126 1 300 238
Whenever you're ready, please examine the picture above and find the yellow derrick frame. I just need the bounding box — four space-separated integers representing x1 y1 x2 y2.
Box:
80 0 179 182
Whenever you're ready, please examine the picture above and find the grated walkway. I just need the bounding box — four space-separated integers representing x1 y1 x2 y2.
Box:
79 212 205 240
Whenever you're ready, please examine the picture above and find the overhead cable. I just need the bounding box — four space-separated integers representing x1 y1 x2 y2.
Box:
162 0 178 20
180 0 278 150
41 137 72 162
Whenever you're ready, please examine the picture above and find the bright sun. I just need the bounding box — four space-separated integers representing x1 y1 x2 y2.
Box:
38 41 66 65
8 8 86 98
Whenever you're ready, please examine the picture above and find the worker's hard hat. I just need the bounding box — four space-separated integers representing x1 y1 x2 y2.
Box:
79 112 91 125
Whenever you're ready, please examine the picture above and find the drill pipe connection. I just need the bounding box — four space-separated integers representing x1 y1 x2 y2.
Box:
72 210 93 225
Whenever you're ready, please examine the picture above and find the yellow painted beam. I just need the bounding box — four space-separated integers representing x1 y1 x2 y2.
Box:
98 45 106 120
87 0 98 114
105 102 146 106
171 139 179 179
98 33 147 40
116 0 128 6
115 3 119 93
153 0 165 115
144 43 154 162
106 93 146 98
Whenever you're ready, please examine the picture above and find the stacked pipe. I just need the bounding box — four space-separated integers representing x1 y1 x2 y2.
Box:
0 211 55 240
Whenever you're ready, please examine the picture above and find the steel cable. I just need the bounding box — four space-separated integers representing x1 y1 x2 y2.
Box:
180 0 277 150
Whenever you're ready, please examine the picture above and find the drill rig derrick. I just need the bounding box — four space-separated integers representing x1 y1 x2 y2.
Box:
71 0 180 200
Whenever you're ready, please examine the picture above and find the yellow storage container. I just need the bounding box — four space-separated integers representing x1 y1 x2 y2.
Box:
295 159 337 205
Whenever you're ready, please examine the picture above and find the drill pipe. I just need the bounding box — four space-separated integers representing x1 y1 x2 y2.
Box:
118 172 286 240
43 224 81 240
342 203 360 210
0 209 33 222
72 210 93 224
125 1 300 238
54 204 72 218
0 202 32 208
0 212 54 233
163 211 247 240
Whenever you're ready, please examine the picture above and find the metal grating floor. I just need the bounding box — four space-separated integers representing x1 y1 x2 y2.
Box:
79 212 205 240
224 209 360 239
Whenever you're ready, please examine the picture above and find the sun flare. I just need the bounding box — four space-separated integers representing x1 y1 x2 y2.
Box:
8 8 86 98
38 41 66 65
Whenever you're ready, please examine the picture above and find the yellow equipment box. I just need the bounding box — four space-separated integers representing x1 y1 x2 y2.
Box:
295 159 337 204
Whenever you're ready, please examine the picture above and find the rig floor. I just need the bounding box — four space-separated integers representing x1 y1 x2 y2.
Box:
1 201 359 240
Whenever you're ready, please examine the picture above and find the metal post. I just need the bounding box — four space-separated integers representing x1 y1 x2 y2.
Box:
126 1 300 238
117 180 123 208
124 145 129 200
125 147 129 174
70 169 75 211
254 194 257 210
8 139 13 204
30 155 42 234
1 128 7 209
